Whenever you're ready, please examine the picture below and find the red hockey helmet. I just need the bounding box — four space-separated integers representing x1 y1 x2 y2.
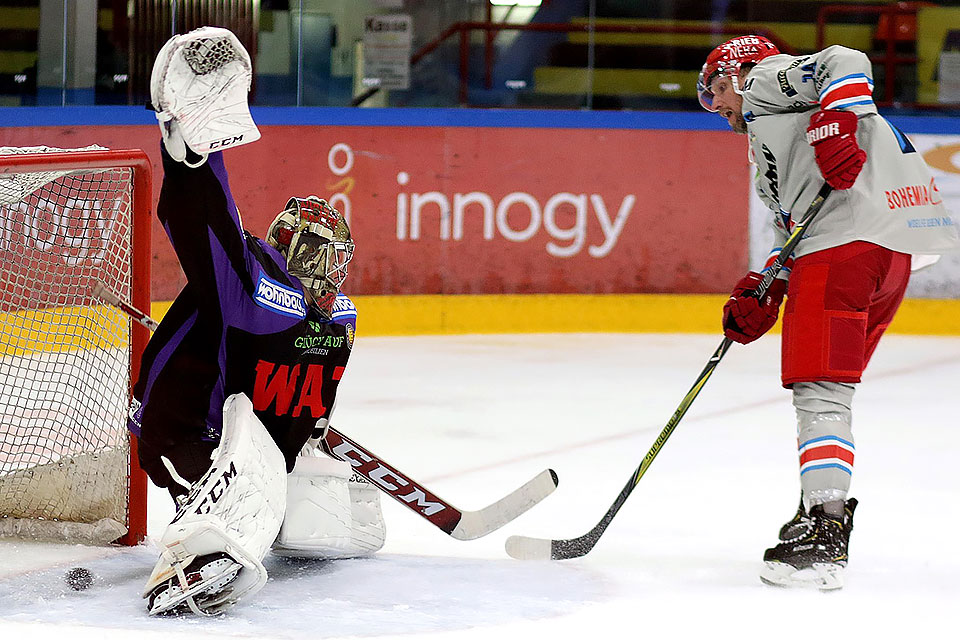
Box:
697 35 780 111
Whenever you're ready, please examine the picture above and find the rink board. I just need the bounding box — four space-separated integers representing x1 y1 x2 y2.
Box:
2 107 957 337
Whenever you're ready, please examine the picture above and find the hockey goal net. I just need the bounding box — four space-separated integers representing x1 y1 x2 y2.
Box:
0 146 151 545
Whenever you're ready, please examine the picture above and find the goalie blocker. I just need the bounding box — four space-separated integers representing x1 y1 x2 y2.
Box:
275 426 386 560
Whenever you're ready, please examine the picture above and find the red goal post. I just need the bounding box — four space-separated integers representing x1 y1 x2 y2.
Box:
0 147 152 545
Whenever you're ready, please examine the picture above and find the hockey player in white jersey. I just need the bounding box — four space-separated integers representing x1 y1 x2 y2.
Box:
697 35 959 589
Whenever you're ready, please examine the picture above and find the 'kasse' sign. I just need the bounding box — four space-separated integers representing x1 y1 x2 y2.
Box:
362 14 412 90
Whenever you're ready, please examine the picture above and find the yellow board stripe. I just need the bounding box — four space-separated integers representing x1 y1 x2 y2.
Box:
151 295 960 337
0 7 112 30
0 305 129 355
0 8 39 30
534 67 700 97
5 295 950 353
0 52 38 75
342 294 959 336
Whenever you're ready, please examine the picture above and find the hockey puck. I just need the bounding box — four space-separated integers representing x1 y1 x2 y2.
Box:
65 567 94 591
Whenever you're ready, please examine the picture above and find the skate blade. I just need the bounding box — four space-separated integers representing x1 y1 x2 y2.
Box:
759 561 844 591
148 561 241 616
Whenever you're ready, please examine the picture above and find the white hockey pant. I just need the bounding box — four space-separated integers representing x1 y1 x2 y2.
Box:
792 381 856 509
274 454 386 559
143 393 287 610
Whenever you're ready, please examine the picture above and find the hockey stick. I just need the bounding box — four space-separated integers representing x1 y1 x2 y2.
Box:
93 281 159 332
94 284 559 541
321 428 559 540
505 183 833 561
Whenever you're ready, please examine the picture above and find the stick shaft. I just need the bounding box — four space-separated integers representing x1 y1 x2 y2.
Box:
94 282 159 332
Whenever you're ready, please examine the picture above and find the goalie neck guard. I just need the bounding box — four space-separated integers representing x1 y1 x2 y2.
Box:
266 196 353 318
697 35 780 112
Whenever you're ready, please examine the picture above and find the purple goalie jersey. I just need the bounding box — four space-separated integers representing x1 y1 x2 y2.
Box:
128 148 357 492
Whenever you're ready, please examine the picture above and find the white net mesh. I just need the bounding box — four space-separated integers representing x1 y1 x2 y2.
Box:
0 145 108 206
0 148 136 544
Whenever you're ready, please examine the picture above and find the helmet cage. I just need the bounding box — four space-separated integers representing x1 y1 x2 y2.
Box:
286 231 354 297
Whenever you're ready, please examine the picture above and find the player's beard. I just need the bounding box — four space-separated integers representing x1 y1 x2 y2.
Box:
730 113 747 134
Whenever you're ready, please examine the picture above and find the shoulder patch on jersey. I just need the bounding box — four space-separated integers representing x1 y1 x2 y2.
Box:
254 270 307 319
331 293 358 324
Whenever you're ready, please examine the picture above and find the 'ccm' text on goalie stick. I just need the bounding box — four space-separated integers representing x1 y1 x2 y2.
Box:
93 284 560 541
506 183 833 561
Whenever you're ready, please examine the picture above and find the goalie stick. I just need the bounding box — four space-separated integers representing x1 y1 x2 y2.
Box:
320 428 559 540
94 284 559 541
505 183 833 561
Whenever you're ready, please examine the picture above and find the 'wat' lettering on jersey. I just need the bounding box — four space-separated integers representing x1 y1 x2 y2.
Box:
252 360 345 418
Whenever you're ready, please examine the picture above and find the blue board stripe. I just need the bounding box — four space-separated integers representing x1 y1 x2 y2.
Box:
2 105 959 134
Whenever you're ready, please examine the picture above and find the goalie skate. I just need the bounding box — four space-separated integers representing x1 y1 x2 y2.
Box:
147 552 243 616
150 26 260 161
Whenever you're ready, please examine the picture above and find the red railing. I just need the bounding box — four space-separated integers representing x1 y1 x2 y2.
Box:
353 21 795 107
816 3 921 107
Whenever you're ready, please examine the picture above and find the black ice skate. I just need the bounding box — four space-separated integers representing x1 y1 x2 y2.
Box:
760 498 857 591
147 552 243 616
777 496 810 542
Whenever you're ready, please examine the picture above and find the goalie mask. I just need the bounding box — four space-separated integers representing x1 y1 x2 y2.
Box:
697 35 780 112
266 196 353 317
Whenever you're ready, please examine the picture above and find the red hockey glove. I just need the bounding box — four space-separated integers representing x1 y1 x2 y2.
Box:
722 271 787 345
806 109 866 190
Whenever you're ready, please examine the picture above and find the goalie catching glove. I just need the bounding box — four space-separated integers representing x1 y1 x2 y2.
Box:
722 271 787 344
150 26 260 165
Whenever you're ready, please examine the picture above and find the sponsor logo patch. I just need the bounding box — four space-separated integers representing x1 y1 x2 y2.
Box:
332 294 357 318
254 271 307 319
127 397 142 433
885 178 943 211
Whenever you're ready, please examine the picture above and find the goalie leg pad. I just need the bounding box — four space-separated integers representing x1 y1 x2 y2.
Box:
150 26 261 161
144 393 287 615
274 455 386 559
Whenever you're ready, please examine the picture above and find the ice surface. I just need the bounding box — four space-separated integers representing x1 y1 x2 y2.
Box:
1 333 959 639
